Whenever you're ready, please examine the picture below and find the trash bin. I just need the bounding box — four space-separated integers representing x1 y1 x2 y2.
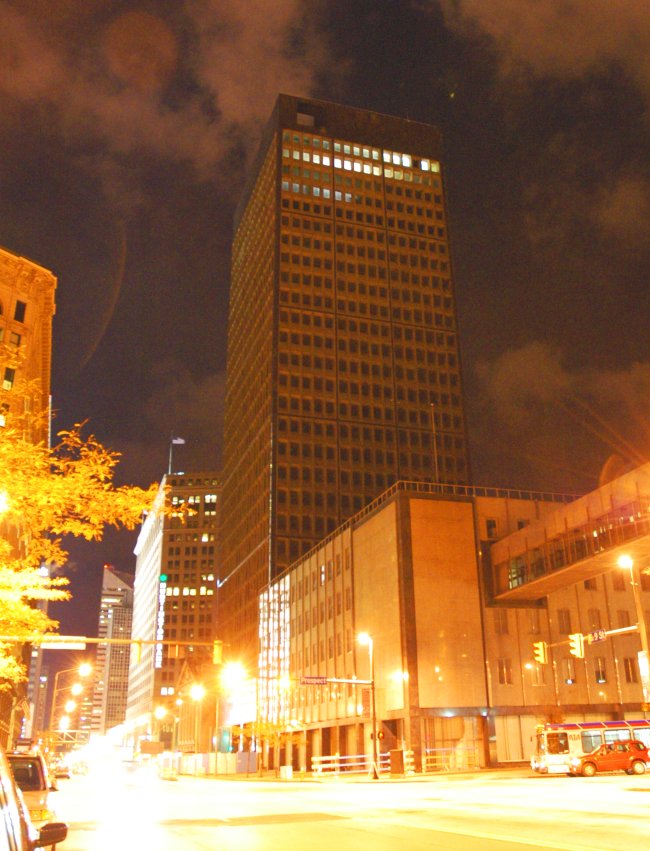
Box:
389 749 404 775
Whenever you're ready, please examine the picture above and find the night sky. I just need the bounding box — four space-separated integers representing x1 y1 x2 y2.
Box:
2 1 649 640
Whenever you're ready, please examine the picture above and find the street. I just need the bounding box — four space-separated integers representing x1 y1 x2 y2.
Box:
53 762 650 850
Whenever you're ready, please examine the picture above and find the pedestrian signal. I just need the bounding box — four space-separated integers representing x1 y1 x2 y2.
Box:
213 639 223 665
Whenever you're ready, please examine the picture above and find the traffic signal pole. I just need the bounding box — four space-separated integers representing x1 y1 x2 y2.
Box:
0 633 224 654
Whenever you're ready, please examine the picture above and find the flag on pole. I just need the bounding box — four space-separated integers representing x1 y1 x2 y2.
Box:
168 436 185 474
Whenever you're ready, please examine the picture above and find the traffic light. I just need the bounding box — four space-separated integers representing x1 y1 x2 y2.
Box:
568 633 585 658
533 641 548 664
213 639 223 665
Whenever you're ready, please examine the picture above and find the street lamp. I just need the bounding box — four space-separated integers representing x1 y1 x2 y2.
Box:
190 683 206 756
172 699 182 753
215 662 248 758
49 662 92 730
617 555 650 710
357 632 379 779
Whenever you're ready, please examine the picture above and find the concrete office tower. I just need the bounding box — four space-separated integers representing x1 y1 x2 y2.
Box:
126 473 220 743
91 566 134 735
220 95 470 663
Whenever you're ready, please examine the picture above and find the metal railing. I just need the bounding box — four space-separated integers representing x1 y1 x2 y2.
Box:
311 751 389 775
311 746 480 776
422 746 480 773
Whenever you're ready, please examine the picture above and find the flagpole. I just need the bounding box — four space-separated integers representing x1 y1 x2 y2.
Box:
168 436 185 475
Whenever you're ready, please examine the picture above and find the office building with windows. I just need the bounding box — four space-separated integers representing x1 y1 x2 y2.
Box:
220 95 471 665
259 466 650 771
126 472 220 740
0 247 57 747
0 246 56 436
90 566 134 735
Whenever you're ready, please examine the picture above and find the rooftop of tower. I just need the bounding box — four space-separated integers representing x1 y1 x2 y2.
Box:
234 93 444 229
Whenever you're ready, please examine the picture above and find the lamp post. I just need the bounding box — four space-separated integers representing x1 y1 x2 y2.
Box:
172 699 182 754
617 555 650 712
49 662 92 730
357 632 379 779
220 662 248 757
190 683 206 756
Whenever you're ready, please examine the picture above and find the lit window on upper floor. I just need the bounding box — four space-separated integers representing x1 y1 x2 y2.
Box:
9 332 21 347
3 368 15 391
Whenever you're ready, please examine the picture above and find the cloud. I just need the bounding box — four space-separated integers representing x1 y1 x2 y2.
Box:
105 362 225 487
0 2 330 184
189 0 329 132
440 0 650 96
471 342 650 490
595 176 650 243
144 360 225 465
432 1 650 265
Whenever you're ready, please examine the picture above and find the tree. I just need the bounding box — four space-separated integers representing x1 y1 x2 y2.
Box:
0 417 159 686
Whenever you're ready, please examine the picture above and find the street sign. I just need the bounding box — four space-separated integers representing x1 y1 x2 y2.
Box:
587 629 607 644
300 676 328 685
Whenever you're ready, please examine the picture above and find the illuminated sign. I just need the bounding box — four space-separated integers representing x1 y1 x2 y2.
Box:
154 578 167 668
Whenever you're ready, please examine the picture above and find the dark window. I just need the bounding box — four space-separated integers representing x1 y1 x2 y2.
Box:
14 300 26 322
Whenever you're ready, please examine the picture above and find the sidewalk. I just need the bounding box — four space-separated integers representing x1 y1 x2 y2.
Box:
183 765 532 784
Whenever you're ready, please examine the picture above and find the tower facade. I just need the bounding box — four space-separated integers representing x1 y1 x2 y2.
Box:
91 566 134 735
0 246 56 439
220 95 470 662
126 472 220 738
0 247 56 746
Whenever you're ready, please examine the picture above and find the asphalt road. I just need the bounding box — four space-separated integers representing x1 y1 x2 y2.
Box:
53 762 650 850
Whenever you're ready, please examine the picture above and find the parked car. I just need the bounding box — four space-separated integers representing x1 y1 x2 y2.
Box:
49 760 70 781
568 739 649 776
6 750 59 829
0 744 67 850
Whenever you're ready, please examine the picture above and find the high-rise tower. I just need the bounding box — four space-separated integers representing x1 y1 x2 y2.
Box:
219 95 470 663
90 566 134 735
126 472 220 738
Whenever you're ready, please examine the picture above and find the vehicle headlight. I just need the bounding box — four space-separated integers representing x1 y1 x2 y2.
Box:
570 758 580 767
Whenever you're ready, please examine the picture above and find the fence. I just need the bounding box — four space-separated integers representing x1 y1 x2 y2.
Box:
422 746 480 773
312 746 480 776
311 751 390 775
